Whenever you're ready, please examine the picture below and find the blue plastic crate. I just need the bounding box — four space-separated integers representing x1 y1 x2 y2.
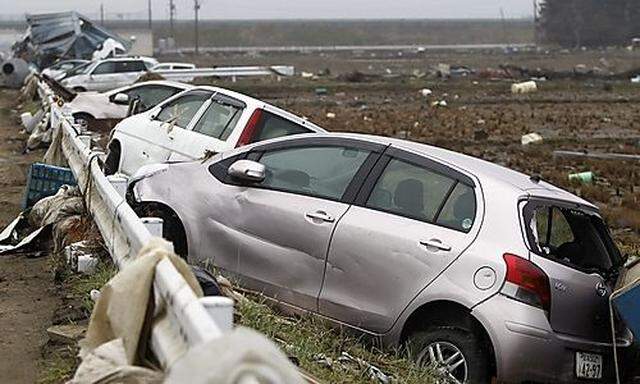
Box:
613 282 640 339
23 163 76 209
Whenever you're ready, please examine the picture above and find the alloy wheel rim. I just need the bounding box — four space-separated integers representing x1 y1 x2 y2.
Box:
417 341 468 384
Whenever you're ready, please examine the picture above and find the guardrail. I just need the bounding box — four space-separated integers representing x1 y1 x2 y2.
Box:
152 65 295 81
42 83 234 370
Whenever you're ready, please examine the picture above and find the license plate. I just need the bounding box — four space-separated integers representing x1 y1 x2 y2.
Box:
576 352 603 380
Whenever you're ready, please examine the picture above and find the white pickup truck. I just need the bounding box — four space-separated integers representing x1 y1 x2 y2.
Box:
105 86 326 176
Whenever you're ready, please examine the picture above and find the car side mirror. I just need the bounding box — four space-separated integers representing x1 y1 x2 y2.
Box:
227 160 265 183
113 93 130 105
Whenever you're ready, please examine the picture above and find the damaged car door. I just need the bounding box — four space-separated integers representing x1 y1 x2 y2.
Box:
219 138 383 310
166 93 245 162
119 90 212 175
319 149 480 332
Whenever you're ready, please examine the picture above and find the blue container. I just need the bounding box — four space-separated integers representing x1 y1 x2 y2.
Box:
613 283 640 338
23 163 76 209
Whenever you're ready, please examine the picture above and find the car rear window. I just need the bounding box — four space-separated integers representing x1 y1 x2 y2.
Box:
249 111 311 143
522 201 621 274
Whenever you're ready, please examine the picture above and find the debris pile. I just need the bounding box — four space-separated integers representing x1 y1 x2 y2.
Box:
12 12 130 68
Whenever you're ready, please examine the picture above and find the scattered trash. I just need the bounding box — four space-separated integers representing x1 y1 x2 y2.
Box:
418 88 432 97
326 112 336 119
511 81 538 94
47 324 87 344
314 87 328 96
521 132 543 145
65 241 99 274
301 72 314 79
568 171 595 184
12 12 130 68
20 112 33 128
431 100 447 107
90 289 101 302
435 63 451 78
338 352 391 384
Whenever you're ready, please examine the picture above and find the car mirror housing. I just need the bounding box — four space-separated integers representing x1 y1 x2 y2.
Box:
227 160 266 183
113 93 130 105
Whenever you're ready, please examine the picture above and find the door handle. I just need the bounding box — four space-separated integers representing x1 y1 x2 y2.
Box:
420 239 452 252
305 211 335 223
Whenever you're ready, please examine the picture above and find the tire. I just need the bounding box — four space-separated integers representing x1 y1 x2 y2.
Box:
73 112 94 130
408 327 490 384
136 204 188 259
104 142 120 176
72 87 87 92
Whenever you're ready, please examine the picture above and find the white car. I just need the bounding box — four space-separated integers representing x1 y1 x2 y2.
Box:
105 86 326 176
61 56 158 92
151 62 197 82
41 59 88 80
151 62 196 71
66 81 192 126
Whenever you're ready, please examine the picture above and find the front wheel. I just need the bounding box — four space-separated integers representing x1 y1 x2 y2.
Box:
408 327 490 384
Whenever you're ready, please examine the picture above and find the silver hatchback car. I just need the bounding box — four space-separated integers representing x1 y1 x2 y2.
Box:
128 133 632 383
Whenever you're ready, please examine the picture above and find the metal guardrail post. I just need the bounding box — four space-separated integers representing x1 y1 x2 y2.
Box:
107 174 128 198
142 217 164 238
199 296 234 332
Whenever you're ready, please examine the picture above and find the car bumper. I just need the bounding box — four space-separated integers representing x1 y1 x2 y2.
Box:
472 294 633 383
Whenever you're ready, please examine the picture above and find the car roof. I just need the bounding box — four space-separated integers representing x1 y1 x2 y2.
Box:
104 80 193 95
251 132 593 207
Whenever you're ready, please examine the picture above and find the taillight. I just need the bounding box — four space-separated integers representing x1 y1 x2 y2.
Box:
502 253 551 312
236 109 263 148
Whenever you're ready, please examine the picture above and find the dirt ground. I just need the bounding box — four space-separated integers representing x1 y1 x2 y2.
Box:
0 89 59 383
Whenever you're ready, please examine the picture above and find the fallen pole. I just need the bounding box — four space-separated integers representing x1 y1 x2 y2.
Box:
553 150 640 161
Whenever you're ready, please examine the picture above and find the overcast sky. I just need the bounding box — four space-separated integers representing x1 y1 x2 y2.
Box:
8 0 534 20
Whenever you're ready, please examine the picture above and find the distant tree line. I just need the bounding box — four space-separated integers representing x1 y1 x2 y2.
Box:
539 0 640 47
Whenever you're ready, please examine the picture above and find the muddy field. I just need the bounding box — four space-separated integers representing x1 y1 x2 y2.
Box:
183 48 640 254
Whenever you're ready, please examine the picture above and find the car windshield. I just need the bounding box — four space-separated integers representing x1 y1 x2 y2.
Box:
522 201 621 276
65 62 92 77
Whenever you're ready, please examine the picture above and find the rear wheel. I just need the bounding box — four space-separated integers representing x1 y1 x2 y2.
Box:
104 141 121 176
72 86 86 92
73 112 94 130
408 327 490 384
134 203 188 259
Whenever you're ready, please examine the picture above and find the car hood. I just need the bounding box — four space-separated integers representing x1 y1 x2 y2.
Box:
67 93 127 119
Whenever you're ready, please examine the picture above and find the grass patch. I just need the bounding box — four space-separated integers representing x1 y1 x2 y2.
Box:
37 346 78 384
69 262 118 314
236 294 437 383
38 256 117 384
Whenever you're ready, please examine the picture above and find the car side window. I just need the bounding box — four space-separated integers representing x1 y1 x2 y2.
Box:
155 91 212 128
192 100 244 140
92 62 115 75
115 61 146 73
259 146 370 200
436 183 476 232
125 86 182 112
366 159 456 223
250 111 311 144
